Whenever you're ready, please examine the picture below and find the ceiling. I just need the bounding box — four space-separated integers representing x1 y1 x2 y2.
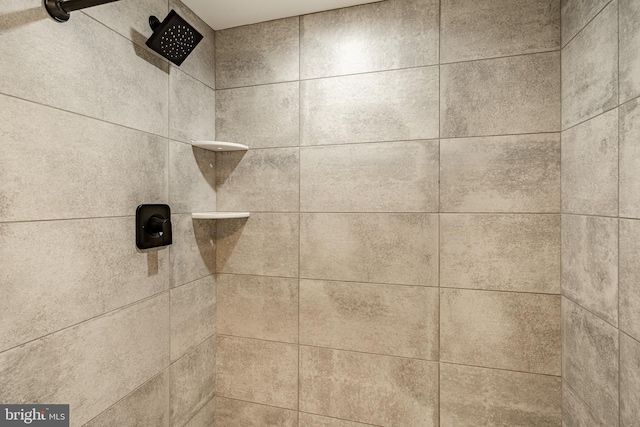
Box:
182 0 384 30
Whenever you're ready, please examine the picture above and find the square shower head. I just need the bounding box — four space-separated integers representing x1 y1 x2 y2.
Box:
146 10 204 66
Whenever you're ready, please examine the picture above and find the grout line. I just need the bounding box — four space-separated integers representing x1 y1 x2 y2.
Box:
562 293 619 330
438 0 443 422
177 394 215 427
297 13 302 415
617 2 622 424
564 381 609 426
561 0 615 49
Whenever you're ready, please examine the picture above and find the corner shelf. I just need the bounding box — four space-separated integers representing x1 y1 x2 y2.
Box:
191 141 249 152
192 212 250 220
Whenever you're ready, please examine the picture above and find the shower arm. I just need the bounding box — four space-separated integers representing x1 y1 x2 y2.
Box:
44 0 121 22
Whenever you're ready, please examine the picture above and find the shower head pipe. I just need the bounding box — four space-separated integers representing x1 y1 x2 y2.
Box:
44 0 121 22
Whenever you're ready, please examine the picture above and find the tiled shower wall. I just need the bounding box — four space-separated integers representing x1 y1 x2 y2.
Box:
213 0 563 425
0 1 217 426
561 0 640 425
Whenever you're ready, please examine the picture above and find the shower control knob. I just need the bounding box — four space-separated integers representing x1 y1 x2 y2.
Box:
136 205 173 249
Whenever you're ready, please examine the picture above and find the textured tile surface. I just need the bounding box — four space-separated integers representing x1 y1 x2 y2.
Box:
300 280 438 359
440 214 561 293
216 82 299 148
300 0 439 79
215 397 298 427
620 0 640 103
216 148 300 212
300 141 439 212
170 336 216 427
562 109 618 216
440 363 562 426
562 215 618 326
169 141 216 214
621 333 640 426
563 298 619 427
563 383 606 427
216 336 298 409
215 17 299 88
441 52 561 137
169 68 216 143
0 295 169 427
184 397 215 427
217 274 298 343
170 214 216 287
441 289 561 375
620 219 640 341
0 218 169 353
170 275 216 361
620 99 640 218
300 213 438 286
561 0 612 45
216 213 299 277
299 413 371 427
440 134 561 213
441 0 560 63
300 346 439 426
301 67 439 145
0 94 167 222
561 1 618 129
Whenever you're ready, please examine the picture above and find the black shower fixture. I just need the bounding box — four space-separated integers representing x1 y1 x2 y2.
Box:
44 0 121 22
146 10 203 66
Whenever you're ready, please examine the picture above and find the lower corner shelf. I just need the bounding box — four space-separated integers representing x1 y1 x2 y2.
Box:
192 212 250 220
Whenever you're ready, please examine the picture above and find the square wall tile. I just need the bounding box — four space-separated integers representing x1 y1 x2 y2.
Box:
215 17 299 89
441 52 561 138
562 383 606 427
440 363 562 426
170 214 216 287
300 213 438 286
440 134 561 213
562 0 618 130
216 336 298 409
620 0 640 103
300 140 439 213
620 98 640 218
620 219 640 341
621 333 640 426
441 0 560 63
563 298 619 426
300 279 438 359
561 0 611 45
216 82 299 149
440 214 561 294
217 274 298 343
301 67 439 146
562 109 618 216
562 214 618 326
216 213 299 277
215 397 297 427
441 289 561 375
300 0 439 79
300 346 439 426
169 141 216 214
169 68 216 143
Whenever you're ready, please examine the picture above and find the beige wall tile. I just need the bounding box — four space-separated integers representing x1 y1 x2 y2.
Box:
562 1 618 130
0 294 170 427
216 82 300 149
620 0 640 103
562 298 619 426
216 336 298 409
170 214 216 287
441 0 560 63
300 0 439 79
299 413 371 426
170 275 216 361
562 109 618 216
300 346 438 426
441 134 561 213
185 397 215 427
621 219 640 341
169 141 216 214
441 52 561 138
620 99 640 218
440 363 562 426
170 336 216 427
169 68 216 143
300 213 438 286
441 214 561 294
563 383 606 427
300 280 438 359
216 148 300 212
562 215 618 326
0 94 167 222
0 218 169 353
301 67 439 146
300 141 439 213
216 213 299 277
215 17 299 88
441 289 561 375
84 372 169 427
215 397 298 427
0 0 169 136
561 0 611 44
621 333 640 426
217 274 298 343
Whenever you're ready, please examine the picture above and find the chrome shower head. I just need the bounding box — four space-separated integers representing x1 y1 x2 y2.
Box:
146 10 203 66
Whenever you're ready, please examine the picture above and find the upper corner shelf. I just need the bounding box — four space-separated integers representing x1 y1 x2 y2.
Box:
192 212 250 220
191 141 249 152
